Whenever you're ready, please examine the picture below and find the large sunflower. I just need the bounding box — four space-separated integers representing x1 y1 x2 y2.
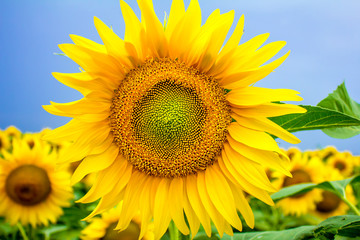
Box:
44 0 305 238
0 138 73 227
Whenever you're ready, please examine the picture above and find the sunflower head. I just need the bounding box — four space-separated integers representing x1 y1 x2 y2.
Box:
312 169 357 219
44 0 306 238
4 126 22 140
0 137 73 226
273 155 325 216
326 152 354 177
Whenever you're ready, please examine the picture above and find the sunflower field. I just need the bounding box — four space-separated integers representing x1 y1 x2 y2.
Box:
1 0 360 239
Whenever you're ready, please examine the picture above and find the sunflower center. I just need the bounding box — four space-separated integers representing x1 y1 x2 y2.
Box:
316 191 341 213
102 222 140 240
334 160 346 171
283 169 312 198
5 164 51 206
110 58 230 178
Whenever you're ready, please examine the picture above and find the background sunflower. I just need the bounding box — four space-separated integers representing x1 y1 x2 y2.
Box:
0 138 73 227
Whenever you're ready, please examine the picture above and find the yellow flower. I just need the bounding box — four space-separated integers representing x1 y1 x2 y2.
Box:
44 0 305 238
3 126 22 140
0 130 11 152
0 139 73 227
326 151 354 177
318 146 338 160
311 169 357 220
273 154 325 216
81 207 153 240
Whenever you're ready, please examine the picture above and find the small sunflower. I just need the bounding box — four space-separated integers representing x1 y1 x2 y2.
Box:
312 169 357 220
0 130 11 153
273 154 325 216
44 0 305 238
4 126 22 141
326 152 354 177
0 139 73 227
318 146 338 161
81 207 153 240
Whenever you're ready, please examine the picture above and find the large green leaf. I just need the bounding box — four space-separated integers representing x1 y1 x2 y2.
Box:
317 82 360 138
215 215 360 240
269 105 360 133
269 82 360 138
271 175 360 201
313 215 360 240
219 226 315 240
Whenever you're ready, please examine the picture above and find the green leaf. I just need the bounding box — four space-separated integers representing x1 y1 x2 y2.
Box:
271 175 360 201
218 226 316 240
318 82 360 138
216 215 360 240
269 105 360 133
313 215 360 240
40 225 67 240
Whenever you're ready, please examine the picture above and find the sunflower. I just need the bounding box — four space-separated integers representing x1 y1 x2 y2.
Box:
326 151 354 177
44 0 305 238
0 130 11 153
4 125 22 141
0 138 73 227
318 146 338 161
272 154 325 216
81 206 153 240
311 169 357 220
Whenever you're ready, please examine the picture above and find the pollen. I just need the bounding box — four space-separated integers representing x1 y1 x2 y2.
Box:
110 58 231 178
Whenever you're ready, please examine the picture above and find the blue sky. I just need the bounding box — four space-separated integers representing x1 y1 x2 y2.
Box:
1 0 360 154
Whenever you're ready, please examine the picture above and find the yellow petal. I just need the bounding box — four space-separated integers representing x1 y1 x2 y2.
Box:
41 119 84 142
168 0 201 60
235 41 287 70
169 177 190 235
52 72 119 96
153 178 172 240
217 15 244 60
116 171 148 230
197 170 226 237
223 142 276 192
165 0 185 39
232 113 300 144
220 152 274 206
58 43 123 80
186 174 212 236
137 0 168 57
220 51 290 89
49 99 111 115
231 102 307 118
77 155 129 203
205 164 243 231
183 192 200 238
228 181 254 228
197 11 235 73
71 144 118 184
70 34 106 53
227 122 281 153
120 0 145 59
226 87 302 107
94 16 138 69
211 33 269 78
227 135 291 177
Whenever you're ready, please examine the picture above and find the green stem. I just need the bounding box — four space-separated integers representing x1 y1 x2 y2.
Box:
169 221 180 240
341 196 360 216
16 223 29 240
